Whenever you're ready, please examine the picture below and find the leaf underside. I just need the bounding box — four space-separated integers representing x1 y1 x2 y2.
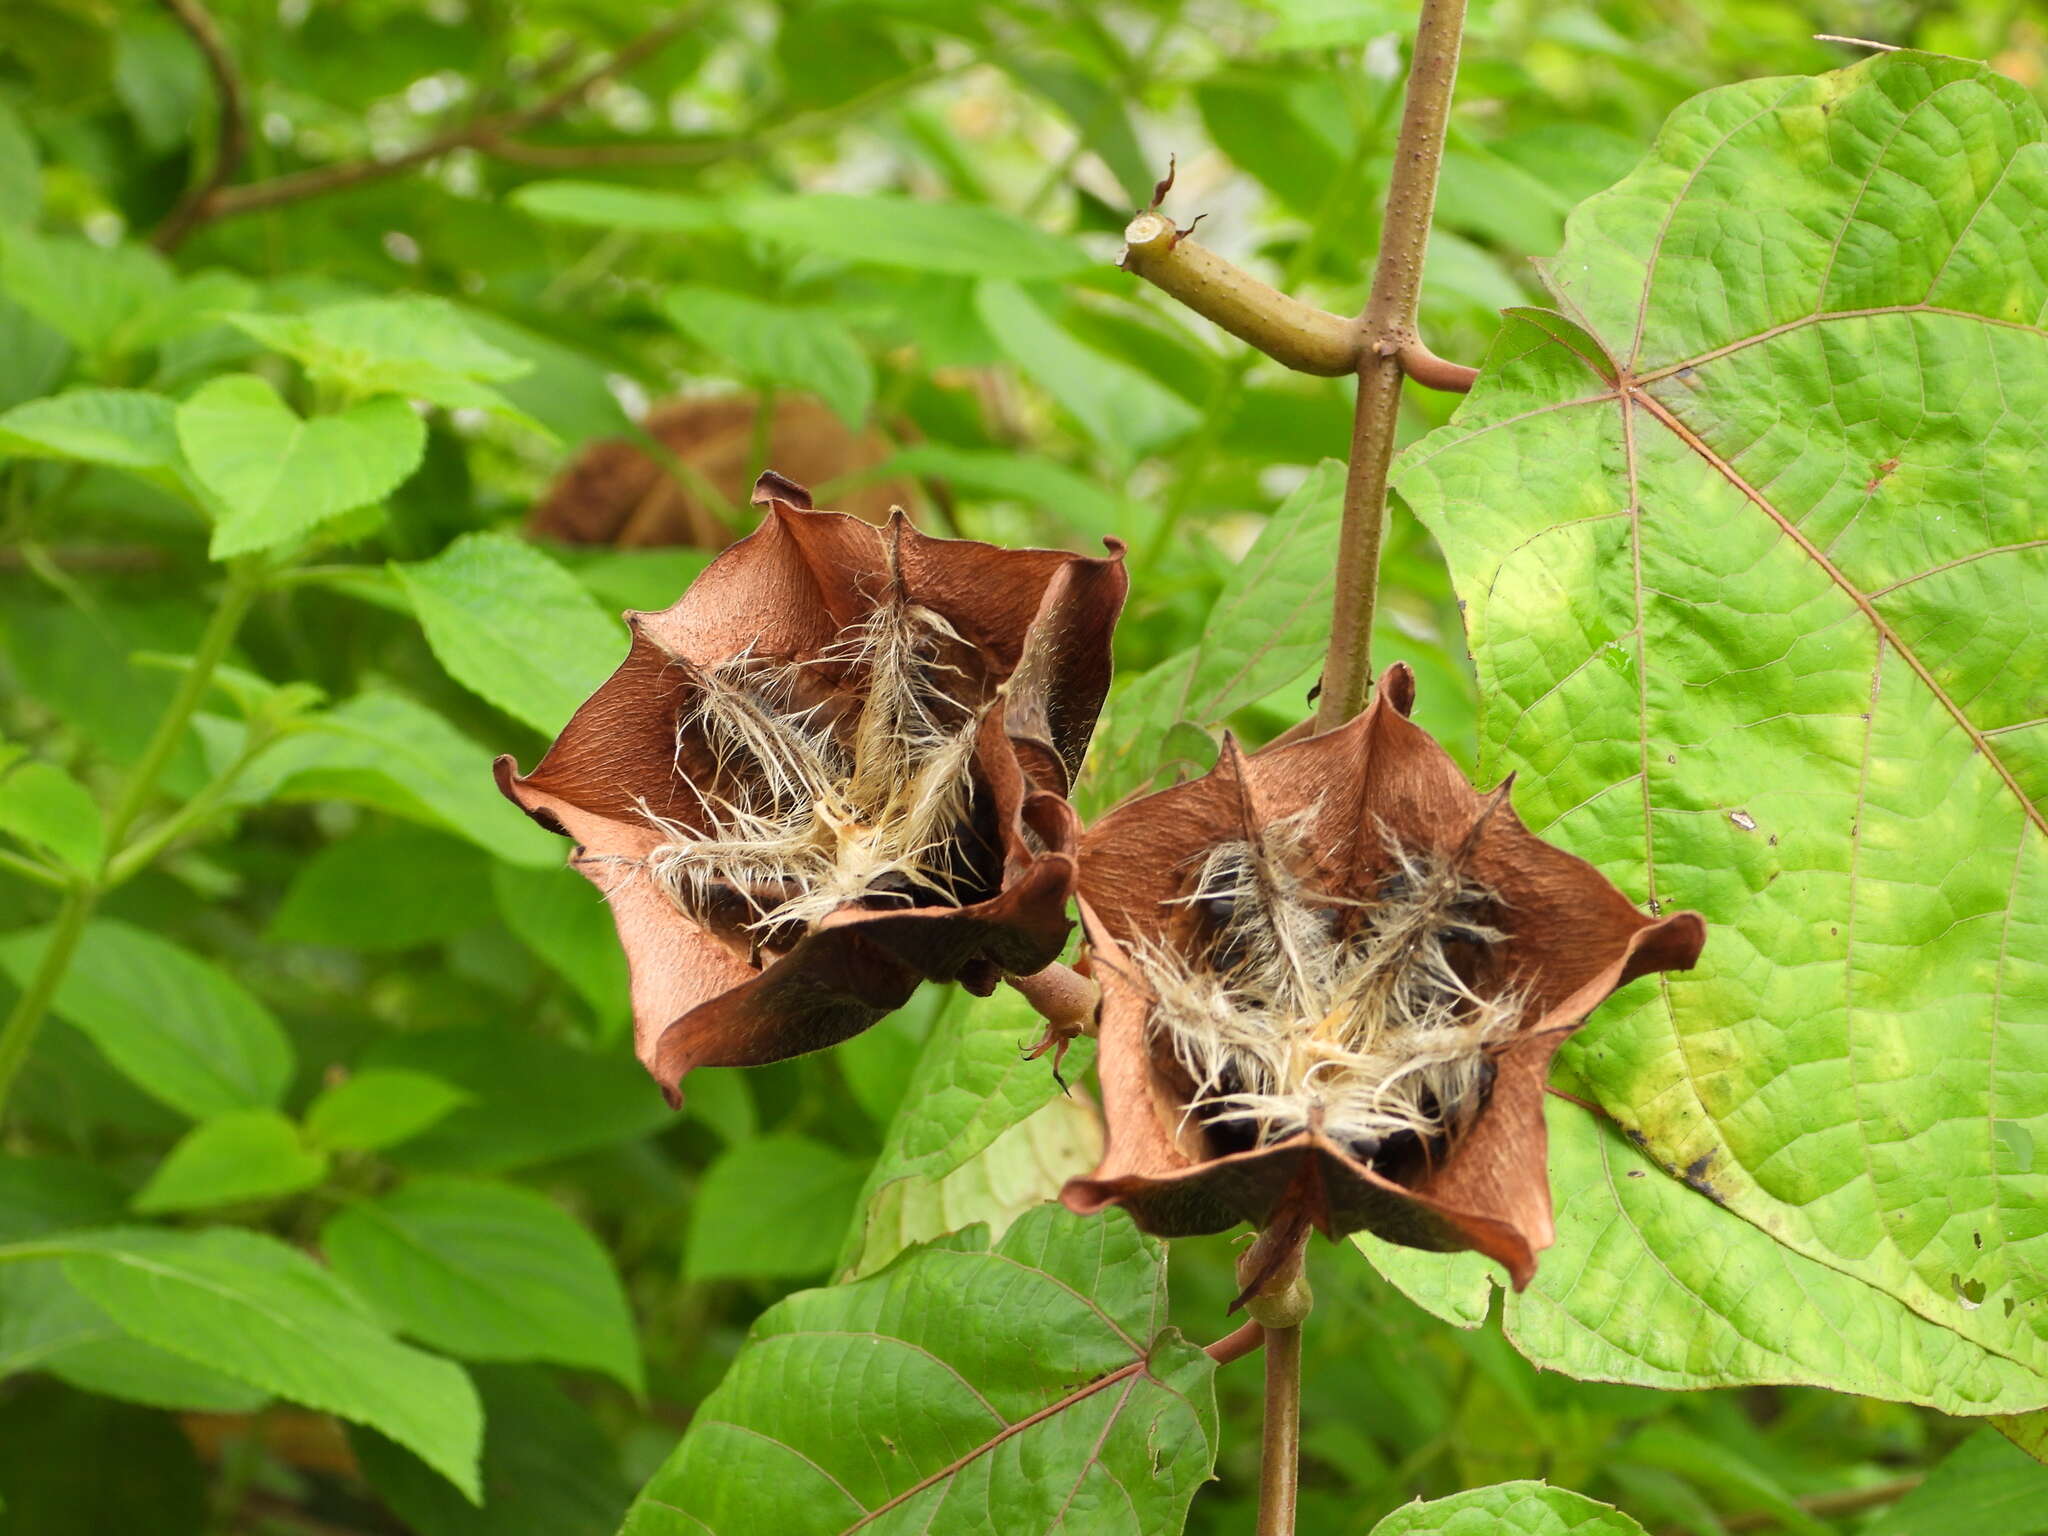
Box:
1391 52 2048 1402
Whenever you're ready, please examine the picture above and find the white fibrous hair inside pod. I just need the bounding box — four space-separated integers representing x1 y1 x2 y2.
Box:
637 586 990 947
1138 811 1517 1161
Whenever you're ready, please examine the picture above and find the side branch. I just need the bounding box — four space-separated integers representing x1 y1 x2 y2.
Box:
152 8 696 243
152 0 246 251
1121 213 1362 377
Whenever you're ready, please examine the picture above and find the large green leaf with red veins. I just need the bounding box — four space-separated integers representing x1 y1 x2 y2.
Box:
1391 51 2048 1398
617 1206 1217 1536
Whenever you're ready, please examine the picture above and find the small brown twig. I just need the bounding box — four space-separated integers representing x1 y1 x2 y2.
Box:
1317 0 1469 731
151 7 699 245
1654 1474 1923 1535
151 0 247 251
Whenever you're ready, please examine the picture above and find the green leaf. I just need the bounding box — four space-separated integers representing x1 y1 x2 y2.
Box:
351 1365 634 1536
837 985 1092 1278
177 373 426 559
490 861 630 1039
0 757 104 873
1006 57 1152 205
131 1109 329 1213
621 1206 1217 1536
5 1226 483 1500
1372 1481 1648 1535
511 180 725 233
322 1176 643 1394
1358 1102 2048 1414
0 229 174 356
975 280 1199 463
244 691 560 867
362 1029 673 1173
0 1157 266 1414
229 297 536 423
873 443 1126 537
1085 458 1345 807
845 1093 1101 1283
684 1135 870 1283
268 825 493 951
0 1262 270 1412
663 285 874 428
1391 53 2048 1394
0 918 292 1120
734 193 1090 278
391 531 624 736
305 1070 472 1153
0 388 180 470
1865 1427 2048 1536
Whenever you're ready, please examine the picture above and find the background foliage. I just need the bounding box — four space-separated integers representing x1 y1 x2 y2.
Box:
2 2 2047 1533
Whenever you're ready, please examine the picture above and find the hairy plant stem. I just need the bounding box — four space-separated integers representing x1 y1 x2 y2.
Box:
1256 1321 1304 1535
1318 0 1469 731
0 564 264 1123
1240 1228 1312 1536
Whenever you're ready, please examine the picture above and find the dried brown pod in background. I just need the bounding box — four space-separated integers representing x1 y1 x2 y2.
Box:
497 473 1127 1103
1061 663 1704 1288
529 395 916 548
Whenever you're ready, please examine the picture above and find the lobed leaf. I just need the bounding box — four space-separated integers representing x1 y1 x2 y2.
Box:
1360 1100 2048 1414
620 1205 1217 1536
1391 51 2048 1402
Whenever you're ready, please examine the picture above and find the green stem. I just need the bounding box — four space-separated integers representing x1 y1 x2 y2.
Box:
0 847 67 890
104 737 264 889
99 564 262 857
0 563 264 1126
0 886 93 1119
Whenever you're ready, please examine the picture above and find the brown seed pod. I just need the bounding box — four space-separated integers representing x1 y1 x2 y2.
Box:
1060 663 1705 1288
497 472 1127 1103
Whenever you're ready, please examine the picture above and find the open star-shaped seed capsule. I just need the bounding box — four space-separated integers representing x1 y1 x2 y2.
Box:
497 473 1126 1104
1061 663 1704 1287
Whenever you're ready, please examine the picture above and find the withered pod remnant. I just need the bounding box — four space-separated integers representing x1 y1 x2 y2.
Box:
497 473 1127 1104
1062 664 1704 1287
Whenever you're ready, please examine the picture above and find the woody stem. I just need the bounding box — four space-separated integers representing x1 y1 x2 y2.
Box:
1257 1322 1304 1536
1317 0 1469 731
1241 1221 1314 1536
